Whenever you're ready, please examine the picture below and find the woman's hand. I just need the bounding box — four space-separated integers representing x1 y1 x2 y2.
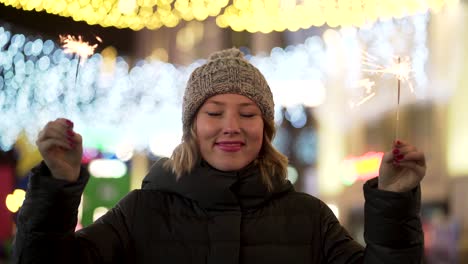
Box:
378 140 426 192
36 118 83 182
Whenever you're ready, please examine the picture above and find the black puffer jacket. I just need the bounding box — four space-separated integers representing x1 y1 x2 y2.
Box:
13 158 423 263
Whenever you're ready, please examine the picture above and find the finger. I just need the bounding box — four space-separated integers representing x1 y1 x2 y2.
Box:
400 151 425 161
382 151 394 163
57 119 79 144
392 147 416 161
393 139 418 150
393 139 407 148
391 140 407 159
37 119 74 138
392 146 415 158
56 118 74 130
393 140 420 152
37 122 58 143
74 133 83 145
38 123 70 143
395 145 417 154
394 161 426 177
69 132 83 148
44 118 73 133
392 143 420 162
39 138 74 151
37 123 78 151
399 152 426 166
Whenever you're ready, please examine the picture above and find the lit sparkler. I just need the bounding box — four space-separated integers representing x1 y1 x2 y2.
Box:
60 35 101 86
360 50 414 140
60 35 100 64
362 51 414 93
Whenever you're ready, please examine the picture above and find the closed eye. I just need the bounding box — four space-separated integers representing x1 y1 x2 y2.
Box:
240 113 256 118
206 112 222 117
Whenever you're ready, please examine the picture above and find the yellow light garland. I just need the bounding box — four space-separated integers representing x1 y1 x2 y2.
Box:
0 0 456 31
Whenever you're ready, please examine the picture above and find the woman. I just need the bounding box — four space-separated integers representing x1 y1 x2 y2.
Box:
13 48 425 263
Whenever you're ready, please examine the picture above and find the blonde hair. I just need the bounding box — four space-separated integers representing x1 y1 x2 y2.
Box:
164 118 288 191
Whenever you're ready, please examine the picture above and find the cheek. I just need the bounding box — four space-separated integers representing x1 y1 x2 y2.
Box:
196 118 217 143
247 122 264 144
197 125 214 140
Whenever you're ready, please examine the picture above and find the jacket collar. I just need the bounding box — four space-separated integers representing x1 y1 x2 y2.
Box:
141 158 293 211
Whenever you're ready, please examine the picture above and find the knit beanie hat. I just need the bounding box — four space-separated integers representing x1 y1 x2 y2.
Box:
182 48 274 139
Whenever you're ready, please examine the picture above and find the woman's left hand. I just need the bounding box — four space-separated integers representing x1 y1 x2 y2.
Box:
378 140 426 192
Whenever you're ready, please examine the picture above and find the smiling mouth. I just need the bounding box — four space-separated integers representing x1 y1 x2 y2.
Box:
215 142 244 152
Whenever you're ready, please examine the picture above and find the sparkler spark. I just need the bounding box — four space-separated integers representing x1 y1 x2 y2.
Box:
59 35 99 65
361 51 414 93
359 78 375 94
349 78 376 109
354 92 376 107
59 35 101 91
360 50 415 141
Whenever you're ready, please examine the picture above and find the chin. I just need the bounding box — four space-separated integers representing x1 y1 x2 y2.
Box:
211 161 248 172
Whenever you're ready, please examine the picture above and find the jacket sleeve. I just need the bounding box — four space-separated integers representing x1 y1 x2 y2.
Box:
319 200 365 263
362 177 423 263
12 162 136 264
320 177 423 264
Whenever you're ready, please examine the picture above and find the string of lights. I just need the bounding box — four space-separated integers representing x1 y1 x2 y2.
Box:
0 0 453 32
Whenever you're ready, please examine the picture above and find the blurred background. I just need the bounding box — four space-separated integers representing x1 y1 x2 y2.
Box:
0 0 467 263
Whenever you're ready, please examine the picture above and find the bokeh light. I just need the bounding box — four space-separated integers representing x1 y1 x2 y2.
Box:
5 189 26 213
0 0 455 32
0 14 430 151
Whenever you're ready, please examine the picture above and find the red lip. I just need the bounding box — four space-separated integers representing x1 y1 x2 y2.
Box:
215 141 245 152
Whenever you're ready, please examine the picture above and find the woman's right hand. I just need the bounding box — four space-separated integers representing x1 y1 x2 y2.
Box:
36 118 83 182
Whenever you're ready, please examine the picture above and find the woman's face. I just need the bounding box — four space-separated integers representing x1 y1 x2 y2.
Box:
195 93 264 171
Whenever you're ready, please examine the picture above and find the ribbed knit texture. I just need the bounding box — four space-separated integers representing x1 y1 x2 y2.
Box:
182 48 274 138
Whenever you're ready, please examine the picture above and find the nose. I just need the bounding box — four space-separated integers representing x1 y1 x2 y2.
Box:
222 114 241 135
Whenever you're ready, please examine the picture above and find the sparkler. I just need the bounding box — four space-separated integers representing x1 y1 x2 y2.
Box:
360 50 414 141
59 35 101 86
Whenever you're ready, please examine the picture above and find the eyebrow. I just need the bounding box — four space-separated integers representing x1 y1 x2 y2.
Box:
205 100 256 107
